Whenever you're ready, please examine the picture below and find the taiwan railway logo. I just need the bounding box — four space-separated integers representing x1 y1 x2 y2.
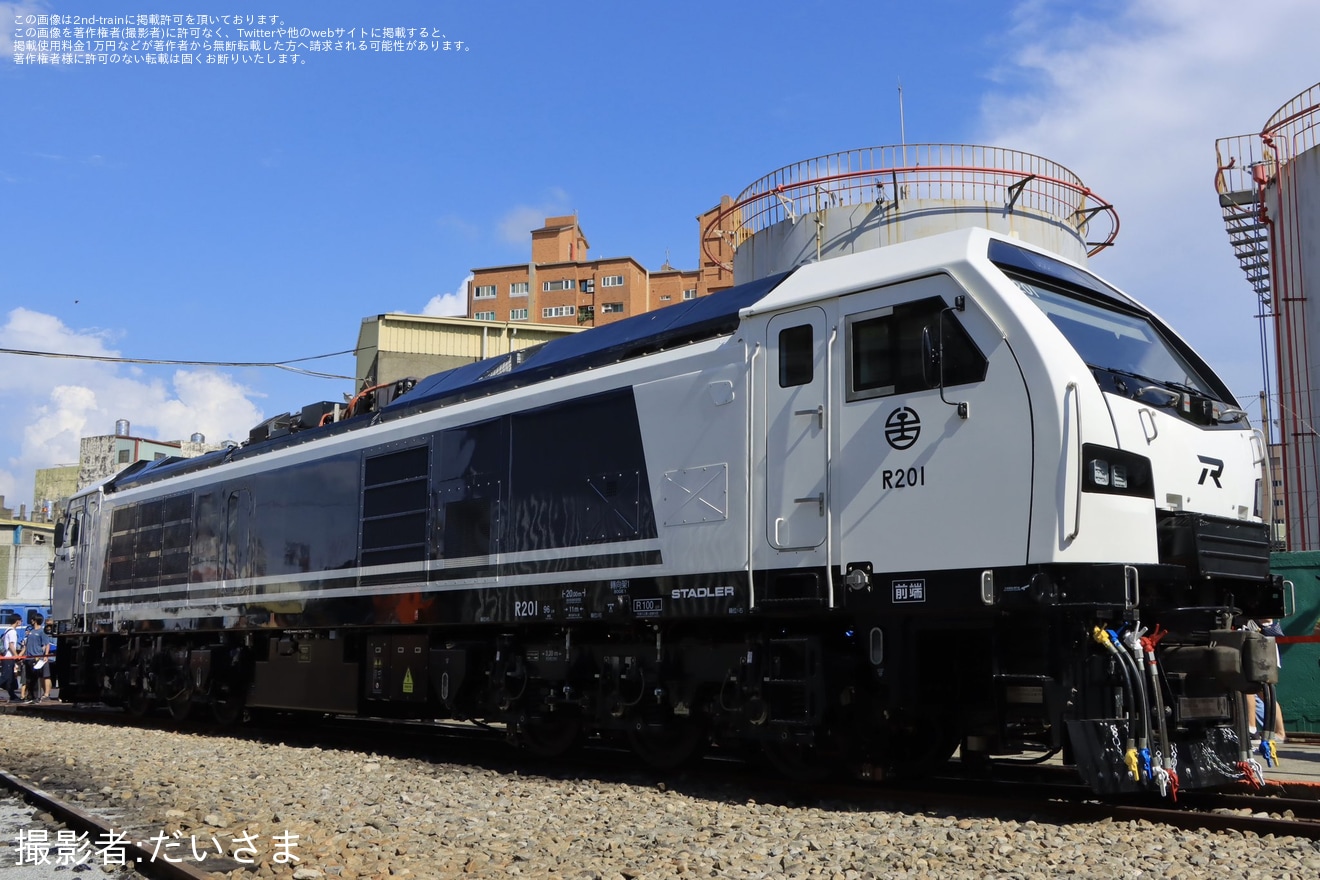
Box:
884 407 921 450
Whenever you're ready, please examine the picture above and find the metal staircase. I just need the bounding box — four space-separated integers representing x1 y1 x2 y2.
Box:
1214 136 1273 307
1218 188 1272 304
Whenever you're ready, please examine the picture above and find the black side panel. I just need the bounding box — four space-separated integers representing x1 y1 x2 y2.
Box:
434 417 508 561
1156 512 1271 580
245 453 362 578
160 494 194 585
507 389 656 553
248 638 360 713
362 445 430 568
105 494 193 594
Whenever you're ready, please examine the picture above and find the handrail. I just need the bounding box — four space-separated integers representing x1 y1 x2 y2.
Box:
1065 382 1082 542
1263 82 1320 160
703 144 1119 270
745 340 759 609
824 324 836 609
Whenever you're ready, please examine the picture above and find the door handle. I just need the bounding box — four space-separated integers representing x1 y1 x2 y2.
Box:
794 493 825 516
794 405 824 429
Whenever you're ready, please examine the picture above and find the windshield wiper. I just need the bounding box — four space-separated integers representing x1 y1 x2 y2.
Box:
1096 367 1184 406
1099 367 1192 393
1096 366 1243 422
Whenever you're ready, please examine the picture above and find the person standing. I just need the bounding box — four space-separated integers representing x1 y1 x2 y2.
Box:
1258 618 1287 742
1 615 22 701
23 615 53 703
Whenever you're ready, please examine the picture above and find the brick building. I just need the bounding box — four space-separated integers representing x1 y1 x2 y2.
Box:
467 206 735 327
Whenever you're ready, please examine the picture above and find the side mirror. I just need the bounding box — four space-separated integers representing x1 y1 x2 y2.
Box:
53 522 65 549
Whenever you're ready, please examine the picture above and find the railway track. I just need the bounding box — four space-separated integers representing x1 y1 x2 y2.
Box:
864 773 1320 841
6 700 1320 865
0 769 212 879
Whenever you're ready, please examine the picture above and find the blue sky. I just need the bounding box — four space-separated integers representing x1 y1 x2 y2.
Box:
2 0 1318 511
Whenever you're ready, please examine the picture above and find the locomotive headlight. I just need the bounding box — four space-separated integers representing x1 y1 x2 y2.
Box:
1110 464 1128 489
1082 444 1153 498
1087 458 1129 489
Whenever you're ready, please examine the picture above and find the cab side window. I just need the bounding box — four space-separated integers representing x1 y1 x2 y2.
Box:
847 296 986 400
778 324 814 388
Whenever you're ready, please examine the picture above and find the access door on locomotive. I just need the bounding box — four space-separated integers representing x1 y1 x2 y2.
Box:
765 307 830 554
51 490 104 623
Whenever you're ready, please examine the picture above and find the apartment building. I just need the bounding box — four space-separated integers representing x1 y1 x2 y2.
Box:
468 209 730 327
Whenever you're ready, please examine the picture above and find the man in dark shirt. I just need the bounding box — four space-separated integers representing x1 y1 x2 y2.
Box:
23 615 53 703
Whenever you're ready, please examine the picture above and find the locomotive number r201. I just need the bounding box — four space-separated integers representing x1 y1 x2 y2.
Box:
881 466 925 489
514 600 538 618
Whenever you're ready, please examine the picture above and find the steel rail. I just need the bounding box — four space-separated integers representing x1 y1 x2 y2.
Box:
0 769 214 880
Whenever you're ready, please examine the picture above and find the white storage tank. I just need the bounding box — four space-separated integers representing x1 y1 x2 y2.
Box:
704 144 1118 284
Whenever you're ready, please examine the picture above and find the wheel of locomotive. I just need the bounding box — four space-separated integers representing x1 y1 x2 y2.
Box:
115 662 153 718
166 687 193 722
210 682 247 725
518 711 583 758
881 711 962 779
123 682 152 719
625 715 707 771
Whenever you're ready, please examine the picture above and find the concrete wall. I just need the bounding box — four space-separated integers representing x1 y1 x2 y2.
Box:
0 544 53 606
356 314 581 389
32 465 78 521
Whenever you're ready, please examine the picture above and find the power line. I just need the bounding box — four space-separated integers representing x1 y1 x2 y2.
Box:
0 347 358 380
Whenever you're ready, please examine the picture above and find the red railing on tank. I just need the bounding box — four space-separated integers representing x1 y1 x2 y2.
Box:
1263 82 1320 160
703 144 1119 271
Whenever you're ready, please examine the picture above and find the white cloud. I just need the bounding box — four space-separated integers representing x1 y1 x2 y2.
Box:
0 308 265 512
979 0 1320 412
0 1 49 58
497 187 571 245
422 274 472 317
0 307 119 393
21 384 97 467
149 370 266 445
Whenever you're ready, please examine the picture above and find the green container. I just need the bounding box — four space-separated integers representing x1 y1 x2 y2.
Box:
1271 551 1320 735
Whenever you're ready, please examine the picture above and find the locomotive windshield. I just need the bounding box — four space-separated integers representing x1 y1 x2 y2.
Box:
988 241 1239 418
1012 278 1218 396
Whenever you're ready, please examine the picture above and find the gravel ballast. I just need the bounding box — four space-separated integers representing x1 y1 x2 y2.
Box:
2 715 1318 879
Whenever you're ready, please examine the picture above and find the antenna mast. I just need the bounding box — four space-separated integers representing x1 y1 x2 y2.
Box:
898 78 907 164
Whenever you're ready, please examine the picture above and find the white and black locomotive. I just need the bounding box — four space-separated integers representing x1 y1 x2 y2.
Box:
51 229 1282 792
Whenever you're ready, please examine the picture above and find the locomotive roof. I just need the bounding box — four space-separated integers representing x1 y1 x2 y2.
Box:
377 268 793 418
106 268 793 493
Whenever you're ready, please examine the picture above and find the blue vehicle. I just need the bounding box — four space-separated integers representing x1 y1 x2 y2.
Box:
0 605 51 627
